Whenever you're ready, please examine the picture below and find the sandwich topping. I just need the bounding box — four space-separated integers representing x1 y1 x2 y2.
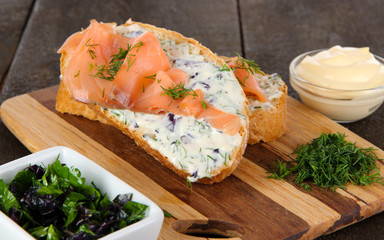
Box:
248 73 285 110
59 20 247 182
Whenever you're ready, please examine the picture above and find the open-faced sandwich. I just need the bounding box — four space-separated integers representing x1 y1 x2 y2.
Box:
56 19 249 184
221 56 287 144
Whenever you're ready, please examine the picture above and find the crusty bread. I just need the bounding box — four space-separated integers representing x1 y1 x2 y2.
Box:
247 73 287 144
220 56 287 144
56 19 249 184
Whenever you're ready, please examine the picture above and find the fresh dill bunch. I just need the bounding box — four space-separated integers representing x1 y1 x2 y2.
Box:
268 132 384 191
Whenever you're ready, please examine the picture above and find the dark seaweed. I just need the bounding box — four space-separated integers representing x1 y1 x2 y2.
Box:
0 157 148 240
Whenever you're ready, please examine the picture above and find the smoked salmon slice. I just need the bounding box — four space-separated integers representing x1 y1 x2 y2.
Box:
179 89 241 135
58 20 242 136
131 70 184 114
58 20 130 107
227 56 268 102
111 31 171 107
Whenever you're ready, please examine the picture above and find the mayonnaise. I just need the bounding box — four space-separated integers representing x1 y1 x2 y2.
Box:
290 46 384 122
295 45 384 91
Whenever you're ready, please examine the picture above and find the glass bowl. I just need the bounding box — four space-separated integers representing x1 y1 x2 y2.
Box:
289 49 384 123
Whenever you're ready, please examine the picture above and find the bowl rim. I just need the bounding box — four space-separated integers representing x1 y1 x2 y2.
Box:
0 146 164 240
289 48 384 92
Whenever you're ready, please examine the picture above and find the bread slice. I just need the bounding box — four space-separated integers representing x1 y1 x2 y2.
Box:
247 73 287 144
220 56 287 144
56 19 249 184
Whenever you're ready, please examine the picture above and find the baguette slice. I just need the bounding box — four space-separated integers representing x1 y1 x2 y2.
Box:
247 72 287 144
220 56 287 144
56 19 249 184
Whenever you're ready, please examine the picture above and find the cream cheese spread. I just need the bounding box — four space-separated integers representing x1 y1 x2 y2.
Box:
109 24 246 182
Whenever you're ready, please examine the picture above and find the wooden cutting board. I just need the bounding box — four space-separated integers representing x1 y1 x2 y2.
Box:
1 85 384 240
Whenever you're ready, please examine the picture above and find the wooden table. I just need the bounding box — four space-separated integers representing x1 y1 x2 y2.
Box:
1 0 383 239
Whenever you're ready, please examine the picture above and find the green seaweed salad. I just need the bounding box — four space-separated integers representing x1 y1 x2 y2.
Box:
0 157 148 240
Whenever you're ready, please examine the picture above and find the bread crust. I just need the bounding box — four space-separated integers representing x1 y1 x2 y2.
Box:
248 83 287 144
56 20 249 184
220 56 287 144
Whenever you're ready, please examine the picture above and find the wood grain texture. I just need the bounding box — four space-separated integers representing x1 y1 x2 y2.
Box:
0 0 33 85
238 0 384 151
238 2 384 237
0 0 35 164
1 0 384 239
0 0 241 104
1 86 384 240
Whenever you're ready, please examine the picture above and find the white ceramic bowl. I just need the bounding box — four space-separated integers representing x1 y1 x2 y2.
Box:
0 146 164 240
290 49 384 123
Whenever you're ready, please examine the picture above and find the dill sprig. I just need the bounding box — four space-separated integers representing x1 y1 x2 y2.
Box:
268 132 384 191
93 41 143 81
161 83 197 100
85 38 99 59
125 41 143 72
201 100 207 109
231 53 263 86
219 64 231 72
144 74 157 80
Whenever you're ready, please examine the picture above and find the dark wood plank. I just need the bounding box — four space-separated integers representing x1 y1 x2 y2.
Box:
0 0 241 104
0 0 34 165
238 0 384 151
29 87 311 240
238 1 384 239
0 0 241 172
25 86 384 240
0 0 33 86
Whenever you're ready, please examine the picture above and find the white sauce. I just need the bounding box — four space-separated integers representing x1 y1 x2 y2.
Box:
110 24 245 182
296 46 384 91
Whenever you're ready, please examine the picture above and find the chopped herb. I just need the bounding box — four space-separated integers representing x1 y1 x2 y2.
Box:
145 73 157 80
93 41 143 81
219 64 231 72
94 64 113 81
74 70 80 78
85 38 100 48
230 53 263 86
224 153 228 166
300 183 312 191
88 49 96 59
102 88 105 97
163 210 173 218
88 62 95 71
85 38 100 60
186 178 193 191
126 57 136 72
267 160 291 180
129 41 144 53
268 133 384 191
201 100 207 109
161 83 197 100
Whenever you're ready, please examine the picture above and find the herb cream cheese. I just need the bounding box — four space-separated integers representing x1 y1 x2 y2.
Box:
109 24 246 182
